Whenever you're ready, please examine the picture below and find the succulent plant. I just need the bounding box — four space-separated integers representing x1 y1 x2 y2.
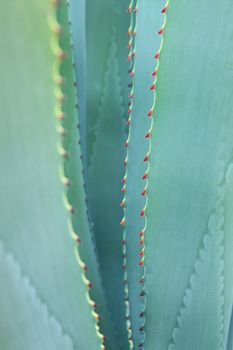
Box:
1 0 233 349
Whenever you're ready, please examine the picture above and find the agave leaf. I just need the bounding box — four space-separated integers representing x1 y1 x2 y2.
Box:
143 1 233 349
167 163 233 350
0 242 75 350
122 0 164 346
88 35 128 349
56 1 119 348
85 2 130 348
0 0 113 348
227 307 233 350
224 164 233 349
86 0 129 167
67 0 87 171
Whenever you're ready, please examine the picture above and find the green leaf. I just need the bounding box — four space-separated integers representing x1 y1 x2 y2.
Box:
143 1 233 349
56 1 119 348
0 0 112 348
88 34 128 349
226 307 233 350
122 0 163 346
168 161 233 350
224 163 233 349
67 0 87 171
86 0 129 166
0 242 76 350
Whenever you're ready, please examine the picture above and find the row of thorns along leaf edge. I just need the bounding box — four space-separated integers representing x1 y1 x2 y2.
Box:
49 0 106 349
120 0 169 348
49 0 169 348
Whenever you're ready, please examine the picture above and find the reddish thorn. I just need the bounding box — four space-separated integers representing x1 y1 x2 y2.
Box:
158 28 163 35
139 260 144 266
122 177 126 183
69 206 75 213
96 315 101 321
57 112 64 120
127 118 131 125
161 6 167 13
128 93 133 99
127 6 131 13
58 94 65 102
130 72 134 77
93 303 97 309
139 277 144 284
127 54 131 61
140 209 145 216
120 218 125 225
132 52 135 58
121 185 126 192
75 235 81 243
128 108 132 114
141 188 146 196
124 141 128 148
145 132 150 138
144 154 149 162
155 52 159 59
132 31 136 37
127 42 131 49
139 250 143 257
152 69 157 76
143 173 147 180
140 239 144 245
150 83 155 90
55 76 64 85
57 51 65 60
147 110 153 117
88 283 93 289
120 200 125 207
133 6 138 13
124 160 127 166
127 30 131 37
139 231 144 237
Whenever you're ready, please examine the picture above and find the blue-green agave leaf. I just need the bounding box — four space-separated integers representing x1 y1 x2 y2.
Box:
0 242 76 350
226 307 233 350
86 0 129 166
55 1 119 348
143 1 233 349
67 0 87 171
123 0 164 347
0 0 114 348
88 35 128 349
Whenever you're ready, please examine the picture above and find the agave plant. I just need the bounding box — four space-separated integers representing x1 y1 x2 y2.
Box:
1 0 233 349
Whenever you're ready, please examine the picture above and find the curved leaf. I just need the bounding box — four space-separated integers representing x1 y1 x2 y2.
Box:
144 1 233 349
0 242 76 350
88 35 128 349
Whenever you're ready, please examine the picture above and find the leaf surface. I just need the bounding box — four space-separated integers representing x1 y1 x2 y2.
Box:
143 1 233 349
